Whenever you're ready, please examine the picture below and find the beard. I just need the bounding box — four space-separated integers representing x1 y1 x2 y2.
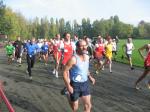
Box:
82 50 88 55
77 49 88 55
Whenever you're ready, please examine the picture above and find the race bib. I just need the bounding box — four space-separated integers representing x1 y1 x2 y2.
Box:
64 49 68 52
75 75 82 82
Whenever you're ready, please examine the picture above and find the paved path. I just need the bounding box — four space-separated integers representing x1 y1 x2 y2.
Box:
0 49 150 112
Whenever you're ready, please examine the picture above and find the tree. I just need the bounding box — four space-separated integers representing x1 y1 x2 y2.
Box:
132 27 139 38
1 2 150 40
55 19 59 34
0 0 6 34
120 23 133 38
73 20 78 35
138 21 150 38
110 22 122 38
138 21 145 37
81 18 92 38
49 17 57 38
17 13 28 39
2 7 21 40
31 17 40 38
59 18 65 37
144 23 150 37
114 15 119 24
65 21 72 36
39 17 49 39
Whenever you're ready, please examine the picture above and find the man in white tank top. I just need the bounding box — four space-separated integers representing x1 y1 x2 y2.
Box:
122 37 135 70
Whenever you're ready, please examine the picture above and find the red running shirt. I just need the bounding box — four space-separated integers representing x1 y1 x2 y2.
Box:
94 43 105 58
62 42 73 65
145 52 150 67
53 40 62 59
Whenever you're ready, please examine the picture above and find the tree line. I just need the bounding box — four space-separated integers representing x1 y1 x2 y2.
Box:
0 1 150 40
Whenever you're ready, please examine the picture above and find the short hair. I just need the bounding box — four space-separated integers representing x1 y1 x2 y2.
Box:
63 32 69 38
55 34 60 38
106 36 112 41
76 40 86 48
74 34 78 37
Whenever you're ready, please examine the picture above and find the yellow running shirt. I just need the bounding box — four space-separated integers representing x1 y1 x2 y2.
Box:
105 43 112 59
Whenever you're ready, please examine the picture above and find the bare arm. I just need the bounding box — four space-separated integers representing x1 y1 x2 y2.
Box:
88 72 95 85
86 54 95 85
63 56 76 93
138 44 148 60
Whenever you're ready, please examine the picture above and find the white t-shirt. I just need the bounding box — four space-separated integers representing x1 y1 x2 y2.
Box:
112 42 117 51
126 43 134 54
37 42 43 49
53 40 63 51
60 41 76 52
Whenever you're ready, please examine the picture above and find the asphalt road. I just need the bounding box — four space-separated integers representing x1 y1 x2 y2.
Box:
0 49 150 112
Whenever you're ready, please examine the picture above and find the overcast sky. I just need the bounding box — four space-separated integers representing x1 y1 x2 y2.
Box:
4 0 150 26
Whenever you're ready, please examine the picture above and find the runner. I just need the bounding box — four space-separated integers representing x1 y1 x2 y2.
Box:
73 34 79 45
13 36 23 66
52 34 62 78
85 36 94 60
41 40 49 65
135 43 150 89
63 40 95 112
22 40 27 60
61 32 75 67
112 38 117 61
37 40 43 61
61 36 92 95
25 38 38 80
122 37 135 70
115 35 119 51
93 36 105 74
103 36 113 73
48 39 54 56
60 33 75 95
5 41 15 64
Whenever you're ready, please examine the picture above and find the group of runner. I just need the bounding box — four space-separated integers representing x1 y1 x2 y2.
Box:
4 33 76 78
4 33 150 112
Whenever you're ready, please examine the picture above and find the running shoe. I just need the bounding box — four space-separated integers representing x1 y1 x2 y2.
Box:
135 85 141 90
102 66 105 70
95 70 99 75
16 59 19 62
29 76 32 80
52 69 56 74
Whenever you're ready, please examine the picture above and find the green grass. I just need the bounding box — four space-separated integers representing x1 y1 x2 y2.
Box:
114 39 150 67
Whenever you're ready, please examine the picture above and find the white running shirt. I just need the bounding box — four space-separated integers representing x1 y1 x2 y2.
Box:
126 43 134 54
